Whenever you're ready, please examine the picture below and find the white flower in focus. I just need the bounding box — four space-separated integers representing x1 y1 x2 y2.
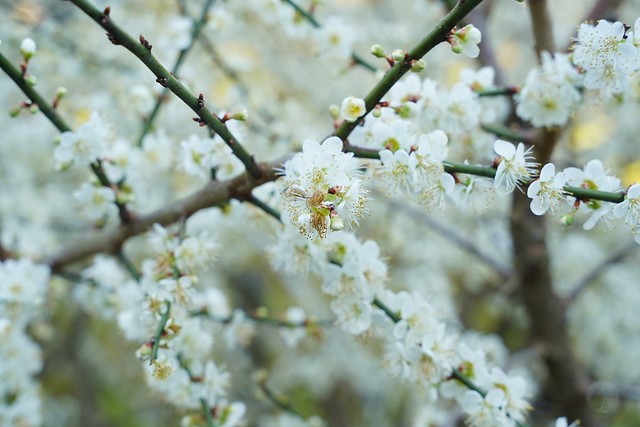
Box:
340 96 366 123
493 140 537 195
378 149 412 195
54 112 110 169
280 137 367 240
450 24 481 58
527 163 569 215
573 20 638 97
73 182 118 222
564 160 621 230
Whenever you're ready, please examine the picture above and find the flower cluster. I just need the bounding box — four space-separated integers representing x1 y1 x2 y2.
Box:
377 130 455 210
0 259 50 426
516 52 583 128
279 137 369 239
573 19 640 99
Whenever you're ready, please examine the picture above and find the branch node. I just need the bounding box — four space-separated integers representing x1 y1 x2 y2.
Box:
192 117 206 127
197 93 205 109
106 32 118 45
139 35 152 51
155 76 169 87
100 6 110 24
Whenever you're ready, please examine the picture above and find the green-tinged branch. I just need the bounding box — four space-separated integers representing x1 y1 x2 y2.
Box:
0 50 132 223
136 0 216 146
150 301 172 362
333 0 485 142
68 0 261 178
346 144 627 204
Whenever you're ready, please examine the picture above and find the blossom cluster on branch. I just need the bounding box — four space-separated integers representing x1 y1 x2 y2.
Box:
2 0 640 426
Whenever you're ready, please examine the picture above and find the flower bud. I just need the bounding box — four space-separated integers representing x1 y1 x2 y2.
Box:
20 38 36 61
391 49 406 62
329 104 340 120
560 212 575 226
330 216 344 231
370 44 386 58
55 86 68 99
25 75 37 87
232 109 248 121
410 59 426 73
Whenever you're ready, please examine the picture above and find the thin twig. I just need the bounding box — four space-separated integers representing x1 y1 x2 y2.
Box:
566 241 637 303
247 195 282 222
333 0 485 143
381 195 511 279
136 0 216 146
68 0 262 178
0 50 133 223
40 158 284 272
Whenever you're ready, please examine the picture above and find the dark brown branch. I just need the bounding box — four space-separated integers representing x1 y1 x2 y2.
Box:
41 160 282 272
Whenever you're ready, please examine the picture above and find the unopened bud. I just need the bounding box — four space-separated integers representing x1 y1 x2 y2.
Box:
330 216 344 231
20 38 36 61
410 59 426 73
391 49 406 62
55 86 68 99
560 212 574 226
329 104 340 120
9 106 22 118
231 109 248 121
25 75 37 87
370 44 386 58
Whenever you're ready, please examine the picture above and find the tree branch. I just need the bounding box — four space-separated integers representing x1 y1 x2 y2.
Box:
333 0 486 143
67 0 262 178
41 159 282 272
0 49 133 224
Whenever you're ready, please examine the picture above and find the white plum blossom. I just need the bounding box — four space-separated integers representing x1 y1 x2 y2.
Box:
460 388 510 427
0 258 50 306
340 96 366 123
527 163 569 215
614 184 640 243
563 160 621 230
493 140 537 195
313 17 355 60
516 52 583 128
54 112 111 169
450 24 481 58
73 182 118 222
279 137 368 239
573 20 639 97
